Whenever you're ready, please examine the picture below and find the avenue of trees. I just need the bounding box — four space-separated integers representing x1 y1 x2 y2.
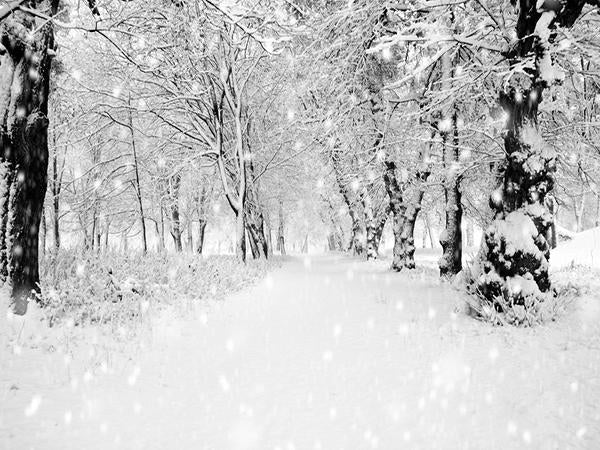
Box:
1 0 599 316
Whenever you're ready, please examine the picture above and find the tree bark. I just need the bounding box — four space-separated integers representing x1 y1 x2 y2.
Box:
383 160 406 271
158 204 165 252
439 109 463 278
104 217 110 251
168 173 183 252
186 215 193 252
235 210 246 262
197 219 207 254
401 177 429 270
277 200 286 256
0 3 57 313
363 186 388 261
575 193 586 232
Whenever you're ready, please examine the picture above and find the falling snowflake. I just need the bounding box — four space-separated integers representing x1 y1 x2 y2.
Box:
24 395 42 417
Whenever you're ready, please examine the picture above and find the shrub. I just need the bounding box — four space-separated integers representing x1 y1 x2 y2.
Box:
36 250 274 329
460 260 575 327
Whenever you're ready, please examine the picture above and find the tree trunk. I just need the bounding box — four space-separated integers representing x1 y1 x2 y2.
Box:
544 195 558 249
245 211 267 259
401 184 428 270
264 210 273 257
277 201 286 256
158 205 165 252
168 174 183 252
235 210 246 263
197 219 207 254
104 218 110 252
363 188 378 260
53 187 60 250
127 97 147 254
439 110 463 279
0 4 58 313
91 212 97 252
348 209 366 256
96 224 102 254
247 224 260 259
186 216 193 252
383 160 406 271
575 193 586 232
363 186 388 261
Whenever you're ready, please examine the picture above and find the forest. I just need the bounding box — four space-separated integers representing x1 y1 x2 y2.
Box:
1 0 600 448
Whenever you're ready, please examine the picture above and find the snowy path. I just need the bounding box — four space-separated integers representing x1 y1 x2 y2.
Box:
2 254 600 449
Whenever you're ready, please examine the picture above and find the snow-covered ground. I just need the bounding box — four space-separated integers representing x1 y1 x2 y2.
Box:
2 253 600 449
551 226 600 270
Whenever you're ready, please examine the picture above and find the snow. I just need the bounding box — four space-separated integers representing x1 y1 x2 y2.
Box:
551 226 600 270
2 254 600 448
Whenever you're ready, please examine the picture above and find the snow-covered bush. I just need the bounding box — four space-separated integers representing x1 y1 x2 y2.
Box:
36 251 273 328
462 252 574 327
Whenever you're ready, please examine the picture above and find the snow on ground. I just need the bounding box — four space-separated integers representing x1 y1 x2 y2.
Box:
551 226 600 270
2 253 600 449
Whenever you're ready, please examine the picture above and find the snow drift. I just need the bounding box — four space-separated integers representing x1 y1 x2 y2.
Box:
551 226 600 270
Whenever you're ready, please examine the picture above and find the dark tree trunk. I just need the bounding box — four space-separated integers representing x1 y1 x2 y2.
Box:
50 129 61 251
235 210 246 263
104 218 110 251
247 224 260 259
401 182 428 270
264 210 273 257
197 219 207 254
277 201 286 256
53 188 60 250
91 212 97 252
245 210 267 260
362 188 384 260
168 173 183 252
96 222 102 254
0 4 57 313
364 186 389 261
158 205 165 252
244 161 268 259
385 156 431 271
383 160 406 271
545 195 558 249
439 110 463 278
186 216 193 252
